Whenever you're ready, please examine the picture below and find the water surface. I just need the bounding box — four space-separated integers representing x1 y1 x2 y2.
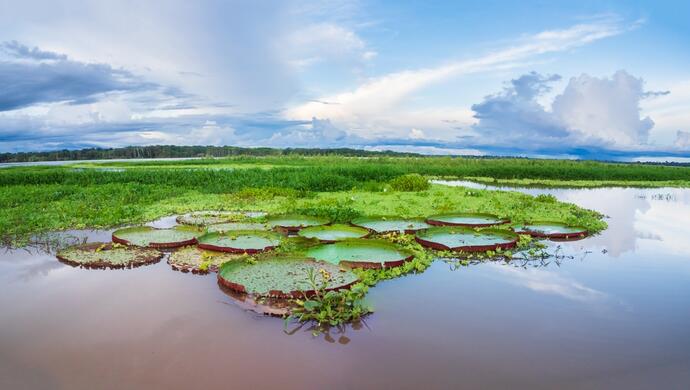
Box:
1 184 690 389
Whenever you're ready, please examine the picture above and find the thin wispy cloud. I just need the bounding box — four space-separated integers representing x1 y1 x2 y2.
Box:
283 16 632 131
0 1 688 157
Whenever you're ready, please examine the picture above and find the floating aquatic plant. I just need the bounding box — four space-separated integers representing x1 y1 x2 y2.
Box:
168 246 244 273
415 226 518 252
112 225 203 248
217 256 358 298
298 224 370 242
176 210 266 226
426 212 509 227
56 242 163 269
197 230 282 253
306 238 414 268
513 221 588 240
350 216 430 234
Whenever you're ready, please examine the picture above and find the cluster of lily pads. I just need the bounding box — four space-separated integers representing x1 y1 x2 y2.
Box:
56 210 587 310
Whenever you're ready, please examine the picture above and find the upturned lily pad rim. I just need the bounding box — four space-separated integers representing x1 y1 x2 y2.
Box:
350 215 431 234
217 256 359 298
426 212 510 227
513 220 588 239
307 238 415 269
298 224 371 243
111 225 202 248
197 230 282 253
415 226 518 252
56 242 164 269
206 222 270 233
266 213 331 231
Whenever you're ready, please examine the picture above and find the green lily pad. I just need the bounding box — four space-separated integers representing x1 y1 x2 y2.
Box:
176 210 266 226
197 230 282 253
415 226 518 252
56 242 163 269
266 214 330 232
298 224 370 242
427 212 509 227
306 239 414 268
112 226 202 248
350 216 430 234
217 256 358 298
513 221 588 240
206 222 270 233
168 246 244 273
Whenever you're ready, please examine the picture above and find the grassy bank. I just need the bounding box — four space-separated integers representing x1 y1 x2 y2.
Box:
6 154 689 243
0 172 607 245
72 155 690 183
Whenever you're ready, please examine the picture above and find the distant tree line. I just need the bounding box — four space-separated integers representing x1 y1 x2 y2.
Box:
2 145 688 166
0 145 420 162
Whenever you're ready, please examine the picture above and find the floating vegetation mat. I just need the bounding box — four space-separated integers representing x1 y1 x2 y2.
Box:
56 242 163 269
427 212 509 227
112 226 202 248
197 231 282 253
217 257 358 298
350 216 430 234
176 210 266 226
415 227 518 252
298 224 370 242
513 221 588 240
206 222 270 233
266 214 330 232
168 246 243 273
306 239 414 268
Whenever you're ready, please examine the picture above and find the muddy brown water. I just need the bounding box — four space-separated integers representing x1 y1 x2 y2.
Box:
2 184 690 389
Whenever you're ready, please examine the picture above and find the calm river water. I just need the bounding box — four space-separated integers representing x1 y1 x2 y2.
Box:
1 183 689 389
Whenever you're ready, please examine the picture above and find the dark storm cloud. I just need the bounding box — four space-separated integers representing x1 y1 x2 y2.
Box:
0 41 157 111
1 40 67 61
471 71 570 144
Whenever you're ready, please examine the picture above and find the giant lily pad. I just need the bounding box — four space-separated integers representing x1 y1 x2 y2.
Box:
306 239 414 269
513 221 588 240
427 212 509 227
350 216 430 234
112 226 202 248
415 227 518 252
197 231 282 253
176 210 266 226
168 246 243 273
298 224 370 242
56 242 163 269
206 222 270 233
266 214 330 233
217 256 358 298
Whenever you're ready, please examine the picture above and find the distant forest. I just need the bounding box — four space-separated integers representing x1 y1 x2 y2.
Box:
2 145 688 166
0 145 419 162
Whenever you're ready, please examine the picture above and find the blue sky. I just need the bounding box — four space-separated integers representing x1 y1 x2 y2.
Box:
1 0 689 158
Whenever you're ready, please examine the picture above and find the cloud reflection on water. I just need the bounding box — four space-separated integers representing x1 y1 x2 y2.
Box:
488 263 608 303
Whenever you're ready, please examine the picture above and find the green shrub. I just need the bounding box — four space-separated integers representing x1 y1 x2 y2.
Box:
389 174 430 191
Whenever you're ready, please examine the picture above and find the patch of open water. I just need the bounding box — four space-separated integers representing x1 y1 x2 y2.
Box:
1 183 690 389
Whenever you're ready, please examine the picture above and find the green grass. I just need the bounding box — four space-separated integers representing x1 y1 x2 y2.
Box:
70 155 690 182
4 154 687 244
